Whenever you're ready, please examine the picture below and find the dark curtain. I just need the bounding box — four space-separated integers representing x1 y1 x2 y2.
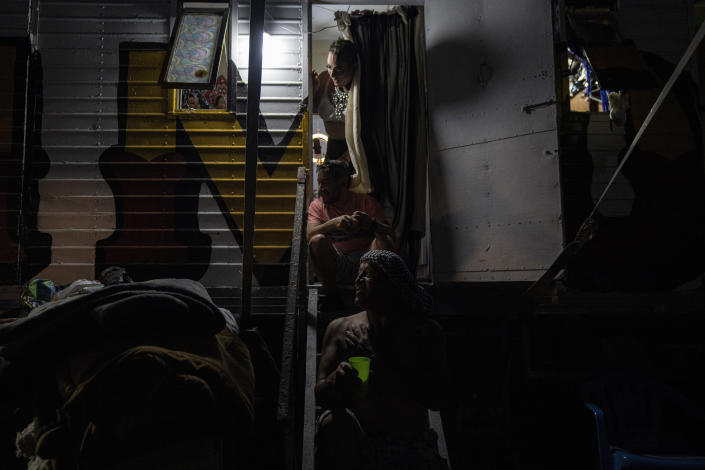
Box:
349 7 428 249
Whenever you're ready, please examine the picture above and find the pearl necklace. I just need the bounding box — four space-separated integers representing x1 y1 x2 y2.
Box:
332 86 349 120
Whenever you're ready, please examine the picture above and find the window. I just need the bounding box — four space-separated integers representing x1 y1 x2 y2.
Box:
178 40 229 111
161 4 230 111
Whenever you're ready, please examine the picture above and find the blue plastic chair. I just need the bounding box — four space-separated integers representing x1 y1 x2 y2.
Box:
584 373 705 470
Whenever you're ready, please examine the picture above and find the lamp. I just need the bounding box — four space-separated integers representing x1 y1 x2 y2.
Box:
312 133 328 165
262 32 285 67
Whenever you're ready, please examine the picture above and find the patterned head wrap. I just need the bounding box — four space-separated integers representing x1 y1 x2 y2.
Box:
359 250 432 315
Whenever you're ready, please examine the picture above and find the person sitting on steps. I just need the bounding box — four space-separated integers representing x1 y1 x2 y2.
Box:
307 160 396 310
315 249 449 470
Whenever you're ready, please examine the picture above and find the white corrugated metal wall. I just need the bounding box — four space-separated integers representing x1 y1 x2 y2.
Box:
237 2 303 126
22 0 305 302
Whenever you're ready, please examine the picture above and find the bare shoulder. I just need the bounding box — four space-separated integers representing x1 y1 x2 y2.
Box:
324 316 346 338
318 312 367 381
326 311 366 335
347 311 368 326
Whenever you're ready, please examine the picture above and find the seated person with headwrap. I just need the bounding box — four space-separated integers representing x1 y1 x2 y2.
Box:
315 250 450 470
308 161 396 308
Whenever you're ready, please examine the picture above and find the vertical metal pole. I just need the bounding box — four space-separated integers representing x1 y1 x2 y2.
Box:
303 0 311 167
241 0 265 325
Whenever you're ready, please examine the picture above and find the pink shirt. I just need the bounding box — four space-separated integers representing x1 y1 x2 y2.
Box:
308 191 387 254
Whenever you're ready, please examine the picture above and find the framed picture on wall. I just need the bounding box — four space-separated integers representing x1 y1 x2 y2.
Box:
161 8 229 89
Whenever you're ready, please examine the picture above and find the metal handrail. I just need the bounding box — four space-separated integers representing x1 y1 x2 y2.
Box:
276 166 308 469
301 288 318 470
277 166 307 423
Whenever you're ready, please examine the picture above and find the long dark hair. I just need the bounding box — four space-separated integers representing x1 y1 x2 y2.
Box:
328 38 358 68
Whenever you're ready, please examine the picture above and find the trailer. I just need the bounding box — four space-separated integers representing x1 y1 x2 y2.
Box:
1 1 704 469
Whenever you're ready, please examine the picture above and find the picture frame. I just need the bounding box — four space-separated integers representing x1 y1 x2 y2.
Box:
160 8 229 89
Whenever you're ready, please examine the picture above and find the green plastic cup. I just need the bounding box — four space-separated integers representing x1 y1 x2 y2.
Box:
348 356 371 383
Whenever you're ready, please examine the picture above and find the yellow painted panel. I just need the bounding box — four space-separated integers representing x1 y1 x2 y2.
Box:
123 116 173 129
225 212 295 230
119 48 306 263
128 84 170 98
125 51 175 158
128 68 164 82
184 132 240 147
203 161 301 179
174 119 241 130
129 52 166 66
195 147 305 164
206 179 298 196
221 195 296 212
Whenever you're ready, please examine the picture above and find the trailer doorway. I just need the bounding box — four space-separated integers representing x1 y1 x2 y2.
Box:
308 1 432 278
309 3 398 181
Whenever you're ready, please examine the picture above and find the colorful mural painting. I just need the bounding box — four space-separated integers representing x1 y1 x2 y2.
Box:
0 40 51 285
95 44 306 283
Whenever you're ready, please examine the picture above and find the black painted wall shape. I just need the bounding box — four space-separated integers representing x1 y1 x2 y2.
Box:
0 40 51 285
95 44 212 281
95 145 213 282
22 51 53 284
0 40 26 284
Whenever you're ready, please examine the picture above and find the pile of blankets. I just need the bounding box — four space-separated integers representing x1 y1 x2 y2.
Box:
0 279 254 469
